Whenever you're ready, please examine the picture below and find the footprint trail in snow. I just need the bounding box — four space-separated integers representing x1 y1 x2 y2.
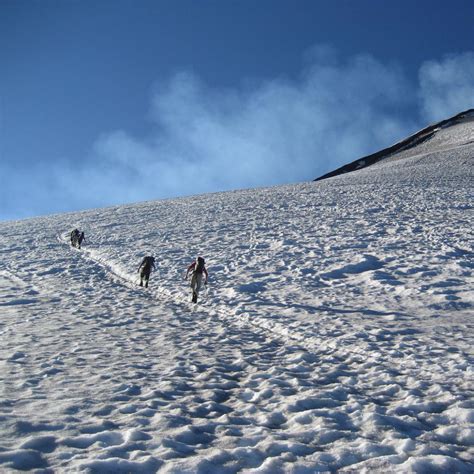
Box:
0 116 473 472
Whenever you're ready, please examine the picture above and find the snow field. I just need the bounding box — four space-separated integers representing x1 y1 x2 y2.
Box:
0 118 473 472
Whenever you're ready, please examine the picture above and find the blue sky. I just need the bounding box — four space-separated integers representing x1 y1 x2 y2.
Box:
1 0 473 220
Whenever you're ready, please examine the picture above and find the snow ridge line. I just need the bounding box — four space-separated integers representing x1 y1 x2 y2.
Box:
56 233 323 354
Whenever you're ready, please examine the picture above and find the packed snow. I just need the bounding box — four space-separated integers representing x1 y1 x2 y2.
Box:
0 116 473 472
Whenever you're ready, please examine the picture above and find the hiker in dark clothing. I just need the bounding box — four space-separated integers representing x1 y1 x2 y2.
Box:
138 256 156 288
70 229 80 247
77 232 86 249
70 229 86 248
186 256 208 303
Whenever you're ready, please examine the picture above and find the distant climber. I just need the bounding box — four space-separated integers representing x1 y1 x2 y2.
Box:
70 229 86 249
138 256 156 288
186 256 208 303
77 231 86 249
70 229 80 248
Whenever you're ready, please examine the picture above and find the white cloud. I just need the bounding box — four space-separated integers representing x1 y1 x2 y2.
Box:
419 52 474 122
3 48 473 220
88 50 415 205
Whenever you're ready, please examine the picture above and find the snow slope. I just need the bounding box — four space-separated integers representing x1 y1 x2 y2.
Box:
0 118 473 472
315 108 474 181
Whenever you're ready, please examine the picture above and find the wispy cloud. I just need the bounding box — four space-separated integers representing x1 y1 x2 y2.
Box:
80 47 416 202
419 52 474 122
2 48 473 220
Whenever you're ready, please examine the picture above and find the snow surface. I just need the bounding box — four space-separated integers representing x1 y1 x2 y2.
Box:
0 119 473 472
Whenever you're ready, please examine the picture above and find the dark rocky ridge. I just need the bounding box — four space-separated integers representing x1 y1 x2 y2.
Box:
314 108 474 181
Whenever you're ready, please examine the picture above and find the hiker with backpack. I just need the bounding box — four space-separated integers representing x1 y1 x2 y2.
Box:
77 231 86 249
186 256 208 303
70 229 80 247
138 256 156 288
70 229 86 249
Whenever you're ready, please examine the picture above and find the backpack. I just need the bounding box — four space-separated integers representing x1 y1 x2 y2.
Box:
195 257 205 274
141 256 155 270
